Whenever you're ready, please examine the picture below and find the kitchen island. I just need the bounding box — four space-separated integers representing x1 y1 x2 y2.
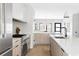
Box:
49 34 79 56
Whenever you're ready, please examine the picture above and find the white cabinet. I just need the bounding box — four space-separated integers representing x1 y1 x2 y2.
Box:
34 33 49 45
13 3 35 23
12 38 21 56
50 37 67 56
13 3 24 20
0 3 12 38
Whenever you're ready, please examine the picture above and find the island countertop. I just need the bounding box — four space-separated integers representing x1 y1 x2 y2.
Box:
49 34 79 56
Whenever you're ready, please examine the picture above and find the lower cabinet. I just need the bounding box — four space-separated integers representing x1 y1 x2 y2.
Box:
50 37 68 56
13 45 21 56
12 38 21 56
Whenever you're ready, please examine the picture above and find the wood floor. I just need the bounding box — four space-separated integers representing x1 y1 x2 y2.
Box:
26 44 50 56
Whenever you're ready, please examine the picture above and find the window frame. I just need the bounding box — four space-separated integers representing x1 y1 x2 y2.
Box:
54 23 62 33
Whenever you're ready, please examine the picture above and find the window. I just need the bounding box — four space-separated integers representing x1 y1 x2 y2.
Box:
39 23 46 32
34 22 53 32
54 23 61 33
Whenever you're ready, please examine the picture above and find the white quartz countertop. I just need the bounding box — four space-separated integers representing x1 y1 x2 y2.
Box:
49 34 79 56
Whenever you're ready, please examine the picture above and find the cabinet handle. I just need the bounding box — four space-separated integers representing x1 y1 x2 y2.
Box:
61 48 64 52
15 40 19 42
16 45 19 48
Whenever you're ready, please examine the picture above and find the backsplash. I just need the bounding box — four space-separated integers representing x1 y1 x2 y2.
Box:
13 20 26 34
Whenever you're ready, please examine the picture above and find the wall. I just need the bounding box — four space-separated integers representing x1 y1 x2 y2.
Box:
23 4 35 34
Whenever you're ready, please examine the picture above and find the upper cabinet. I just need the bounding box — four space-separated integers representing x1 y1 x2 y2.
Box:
13 3 35 22
13 4 25 22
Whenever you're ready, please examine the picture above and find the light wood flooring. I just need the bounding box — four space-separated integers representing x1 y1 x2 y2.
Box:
26 44 50 56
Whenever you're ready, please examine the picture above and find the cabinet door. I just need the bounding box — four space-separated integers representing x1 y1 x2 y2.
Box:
26 38 30 50
54 44 63 56
12 38 21 56
13 47 17 56
13 4 24 21
0 4 12 54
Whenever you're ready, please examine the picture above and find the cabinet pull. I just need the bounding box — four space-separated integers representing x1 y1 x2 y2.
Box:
61 48 64 52
16 45 19 48
16 40 19 42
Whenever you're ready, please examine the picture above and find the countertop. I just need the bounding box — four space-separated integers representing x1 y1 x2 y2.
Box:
49 34 79 56
13 34 27 37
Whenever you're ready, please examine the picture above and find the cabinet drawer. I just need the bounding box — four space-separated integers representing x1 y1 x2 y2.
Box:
13 38 21 48
13 41 21 48
13 38 21 43
12 45 21 56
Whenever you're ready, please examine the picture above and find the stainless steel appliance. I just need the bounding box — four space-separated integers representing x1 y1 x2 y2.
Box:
0 3 12 56
21 36 27 56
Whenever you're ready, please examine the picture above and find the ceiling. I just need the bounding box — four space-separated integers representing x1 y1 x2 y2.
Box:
30 3 79 19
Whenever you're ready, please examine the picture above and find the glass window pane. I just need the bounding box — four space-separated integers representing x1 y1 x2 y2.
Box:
56 24 60 27
56 28 60 31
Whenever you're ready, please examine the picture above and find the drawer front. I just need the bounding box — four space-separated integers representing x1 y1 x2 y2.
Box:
13 41 21 48
13 38 21 43
12 45 21 56
13 38 21 48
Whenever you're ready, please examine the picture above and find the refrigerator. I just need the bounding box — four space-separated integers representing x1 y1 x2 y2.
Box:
0 3 12 56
